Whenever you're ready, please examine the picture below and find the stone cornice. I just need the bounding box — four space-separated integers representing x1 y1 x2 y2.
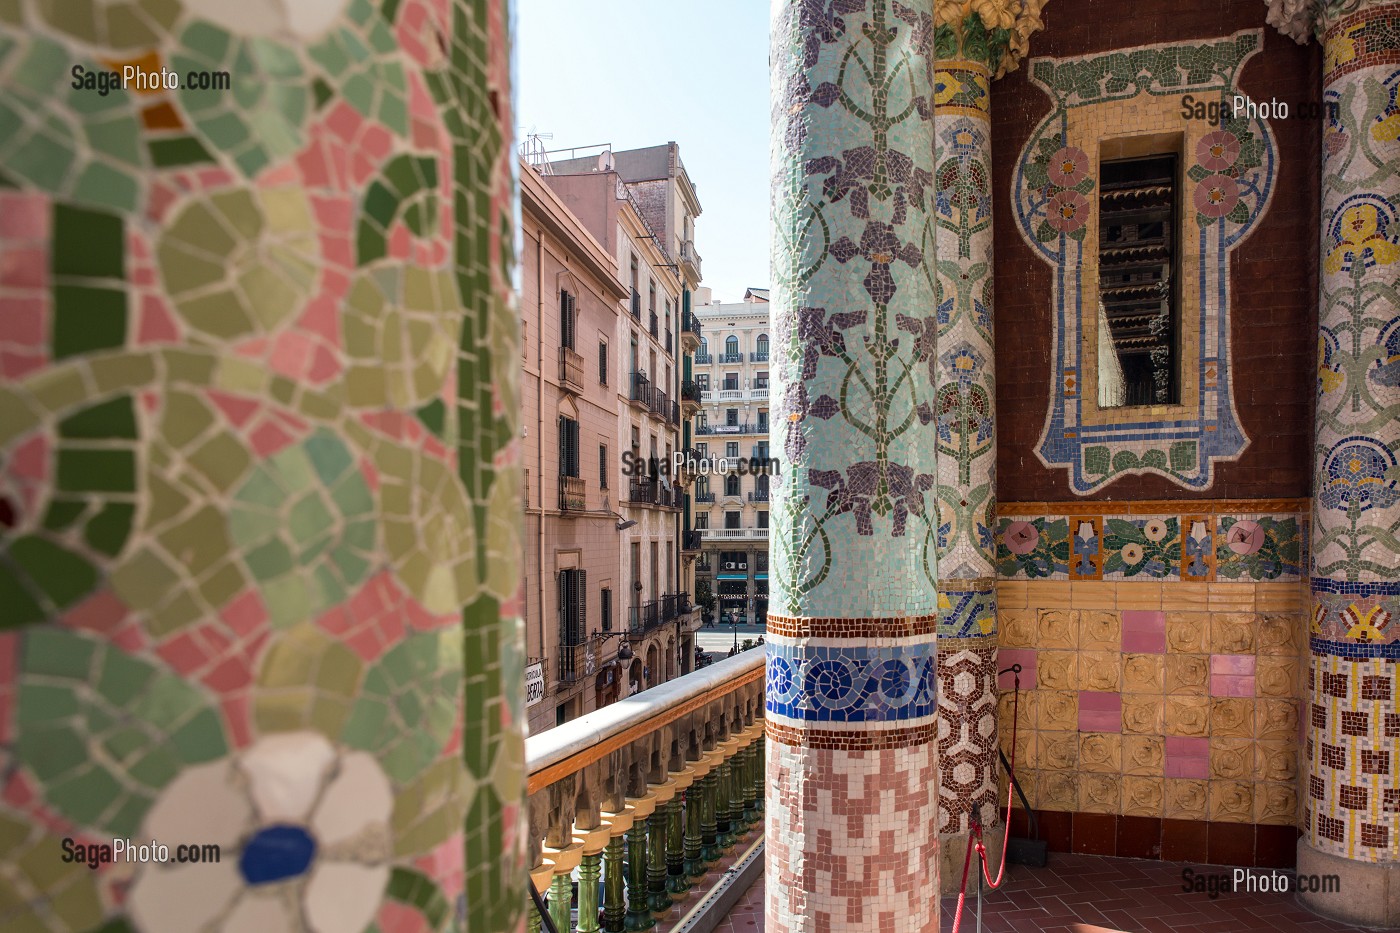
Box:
1265 0 1396 44
934 0 1047 78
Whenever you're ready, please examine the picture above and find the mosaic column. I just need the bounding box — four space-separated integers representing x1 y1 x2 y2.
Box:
768 2 941 930
930 1 1045 883
1270 0 1400 924
0 1 524 931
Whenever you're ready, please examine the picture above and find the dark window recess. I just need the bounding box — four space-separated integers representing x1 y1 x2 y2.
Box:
601 587 612 633
559 568 586 647
560 291 577 351
599 342 608 384
1097 153 1179 407
599 445 608 489
558 417 580 477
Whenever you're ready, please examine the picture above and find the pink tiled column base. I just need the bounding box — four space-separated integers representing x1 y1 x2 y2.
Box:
766 740 939 933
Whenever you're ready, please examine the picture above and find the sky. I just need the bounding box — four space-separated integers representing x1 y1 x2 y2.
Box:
515 0 771 304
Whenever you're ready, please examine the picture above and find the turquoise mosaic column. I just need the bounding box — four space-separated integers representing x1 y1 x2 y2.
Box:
769 2 941 930
1276 1 1400 925
0 1 524 931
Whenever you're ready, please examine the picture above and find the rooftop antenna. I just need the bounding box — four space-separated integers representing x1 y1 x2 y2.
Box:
519 131 554 174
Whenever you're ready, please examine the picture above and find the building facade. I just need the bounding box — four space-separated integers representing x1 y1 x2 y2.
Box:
690 289 773 628
545 145 705 695
521 163 630 733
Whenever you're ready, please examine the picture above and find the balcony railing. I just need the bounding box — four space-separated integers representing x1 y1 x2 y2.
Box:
526 652 764 933
694 492 715 503
647 387 670 420
628 480 681 509
693 352 712 364
682 529 702 551
680 238 703 278
681 380 703 404
559 346 585 394
630 288 641 318
670 400 681 425
695 422 754 435
750 351 769 363
695 559 713 573
629 371 650 406
718 352 744 364
559 475 586 513
682 310 701 334
555 638 599 684
650 313 659 339
748 490 770 502
665 329 673 354
703 527 770 540
629 600 661 634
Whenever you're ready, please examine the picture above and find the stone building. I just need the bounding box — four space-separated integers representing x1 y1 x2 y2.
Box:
689 288 773 627
520 162 630 732
547 145 707 685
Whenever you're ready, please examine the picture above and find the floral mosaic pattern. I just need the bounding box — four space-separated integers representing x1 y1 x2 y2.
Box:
1304 2 1400 868
1014 31 1277 493
997 507 1307 583
769 1 944 929
0 1 523 931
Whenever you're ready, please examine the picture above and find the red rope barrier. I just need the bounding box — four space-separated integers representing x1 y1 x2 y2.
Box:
949 672 1020 933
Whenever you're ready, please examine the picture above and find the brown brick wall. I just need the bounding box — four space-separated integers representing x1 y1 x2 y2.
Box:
992 0 1321 503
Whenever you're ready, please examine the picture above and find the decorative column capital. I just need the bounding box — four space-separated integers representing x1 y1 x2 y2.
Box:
935 0 1048 78
1265 0 1396 44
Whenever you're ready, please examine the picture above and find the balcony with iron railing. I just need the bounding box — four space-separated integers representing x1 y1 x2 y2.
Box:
748 490 770 502
629 371 650 409
649 311 658 338
628 479 681 509
680 380 703 410
693 351 712 365
749 350 769 363
682 529 702 552
670 400 680 425
695 558 713 573
630 288 641 319
526 651 764 933
718 352 744 364
554 637 601 685
694 491 716 503
694 422 754 436
559 346 585 394
680 238 703 279
559 475 586 514
628 600 661 634
646 386 670 423
682 310 701 334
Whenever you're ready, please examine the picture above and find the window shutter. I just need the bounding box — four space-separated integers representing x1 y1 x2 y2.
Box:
558 571 568 645
577 570 586 640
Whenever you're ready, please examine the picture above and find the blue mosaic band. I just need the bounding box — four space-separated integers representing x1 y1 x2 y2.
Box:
765 639 939 726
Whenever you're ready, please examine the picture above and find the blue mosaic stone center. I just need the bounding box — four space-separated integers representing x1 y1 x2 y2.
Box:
239 824 317 885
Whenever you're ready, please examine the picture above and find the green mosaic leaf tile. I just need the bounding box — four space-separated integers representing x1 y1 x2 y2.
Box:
52 284 126 360
25 627 96 680
156 506 229 576
42 499 87 532
181 20 231 64
309 35 350 76
343 73 376 117
385 868 450 928
53 204 124 280
83 115 141 165
245 537 294 581
379 0 402 24
100 724 149 762
187 432 252 492
8 129 75 193
8 536 97 608
147 136 215 167
312 76 334 110
49 766 126 829
71 162 139 212
56 448 135 494
59 395 136 439
109 547 181 612
167 708 227 762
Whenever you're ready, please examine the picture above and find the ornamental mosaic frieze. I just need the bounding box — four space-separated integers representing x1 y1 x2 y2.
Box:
769 0 942 929
1013 30 1278 494
0 1 524 930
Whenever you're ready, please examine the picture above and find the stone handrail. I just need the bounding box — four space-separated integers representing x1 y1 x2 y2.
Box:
525 649 766 933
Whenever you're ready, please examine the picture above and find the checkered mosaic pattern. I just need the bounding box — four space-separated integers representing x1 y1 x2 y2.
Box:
0 2 523 930
996 582 1305 828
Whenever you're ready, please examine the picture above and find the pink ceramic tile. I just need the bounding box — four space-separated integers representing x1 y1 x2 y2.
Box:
998 649 1037 689
1079 690 1121 710
1211 674 1255 697
1210 654 1256 675
1164 756 1210 778
1165 736 1209 757
1121 610 1166 631
1079 710 1122 733
1122 630 1166 653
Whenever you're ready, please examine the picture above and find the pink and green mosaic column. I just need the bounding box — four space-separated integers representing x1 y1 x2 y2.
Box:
0 1 525 931
931 2 1044 883
1270 0 1400 924
768 2 941 930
